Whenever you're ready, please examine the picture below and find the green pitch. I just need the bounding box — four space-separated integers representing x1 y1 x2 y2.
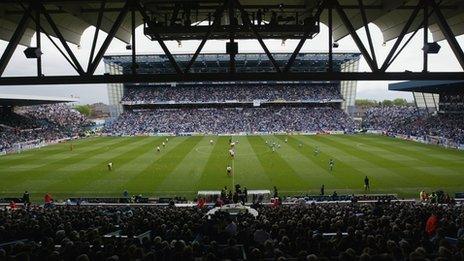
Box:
0 134 463 202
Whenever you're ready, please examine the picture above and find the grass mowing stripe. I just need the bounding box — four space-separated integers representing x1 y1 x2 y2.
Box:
312 135 414 186
108 137 183 180
196 137 231 191
124 136 203 195
0 137 132 183
278 136 345 189
247 136 307 191
325 135 451 187
360 135 461 155
0 137 114 165
45 137 158 193
158 137 216 192
273 135 329 180
118 137 188 193
0 137 122 171
293 135 372 189
1 134 463 201
233 136 272 190
345 135 464 168
4 138 140 192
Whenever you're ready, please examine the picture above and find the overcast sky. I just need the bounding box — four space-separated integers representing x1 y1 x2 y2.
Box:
0 23 463 104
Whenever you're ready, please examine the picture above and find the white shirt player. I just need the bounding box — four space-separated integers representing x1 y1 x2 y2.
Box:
229 149 235 157
210 139 214 145
166 138 169 142
108 162 113 171
157 146 160 152
162 142 166 147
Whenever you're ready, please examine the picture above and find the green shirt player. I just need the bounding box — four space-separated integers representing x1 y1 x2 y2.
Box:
314 146 320 156
328 159 334 172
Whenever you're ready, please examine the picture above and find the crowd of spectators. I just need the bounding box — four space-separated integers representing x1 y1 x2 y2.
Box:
0 126 69 152
364 106 464 145
0 104 93 152
105 106 355 135
121 84 342 104
1 202 464 260
440 92 464 112
21 104 93 132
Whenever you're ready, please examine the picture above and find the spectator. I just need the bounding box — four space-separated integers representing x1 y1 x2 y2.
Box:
121 84 343 104
105 106 355 135
0 202 462 259
364 106 464 145
0 104 93 153
44 192 53 207
22 191 30 206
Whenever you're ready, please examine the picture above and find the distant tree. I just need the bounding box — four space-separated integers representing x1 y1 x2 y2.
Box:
74 104 92 117
355 99 378 107
392 98 408 107
381 100 394 106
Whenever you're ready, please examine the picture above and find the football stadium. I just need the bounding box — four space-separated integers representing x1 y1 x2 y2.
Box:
0 0 464 260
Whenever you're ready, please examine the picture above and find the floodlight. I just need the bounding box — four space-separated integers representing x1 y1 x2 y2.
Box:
23 47 42 59
423 42 441 54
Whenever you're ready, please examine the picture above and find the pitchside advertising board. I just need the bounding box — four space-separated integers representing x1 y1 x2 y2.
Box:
366 130 464 151
0 137 77 155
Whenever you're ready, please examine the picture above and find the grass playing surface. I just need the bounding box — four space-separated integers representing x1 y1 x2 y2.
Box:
0 134 463 202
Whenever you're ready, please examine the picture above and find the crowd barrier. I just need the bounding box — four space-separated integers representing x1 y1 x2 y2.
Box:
67 196 149 204
0 193 405 207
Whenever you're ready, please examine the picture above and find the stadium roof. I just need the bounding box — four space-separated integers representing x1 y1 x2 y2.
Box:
389 80 464 93
104 52 361 74
0 93 77 107
1 0 464 46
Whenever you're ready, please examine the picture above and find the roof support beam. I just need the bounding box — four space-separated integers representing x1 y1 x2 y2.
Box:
423 1 428 72
284 1 326 73
333 0 378 72
235 0 281 73
16 1 81 74
358 0 377 69
0 6 32 77
185 0 229 73
380 1 422 72
386 2 435 69
151 37 183 74
1 72 464 86
284 32 310 73
130 4 137 75
88 0 106 71
35 8 42 77
87 1 130 75
429 0 464 70
228 0 236 73
137 2 183 75
328 3 333 72
40 3 85 75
